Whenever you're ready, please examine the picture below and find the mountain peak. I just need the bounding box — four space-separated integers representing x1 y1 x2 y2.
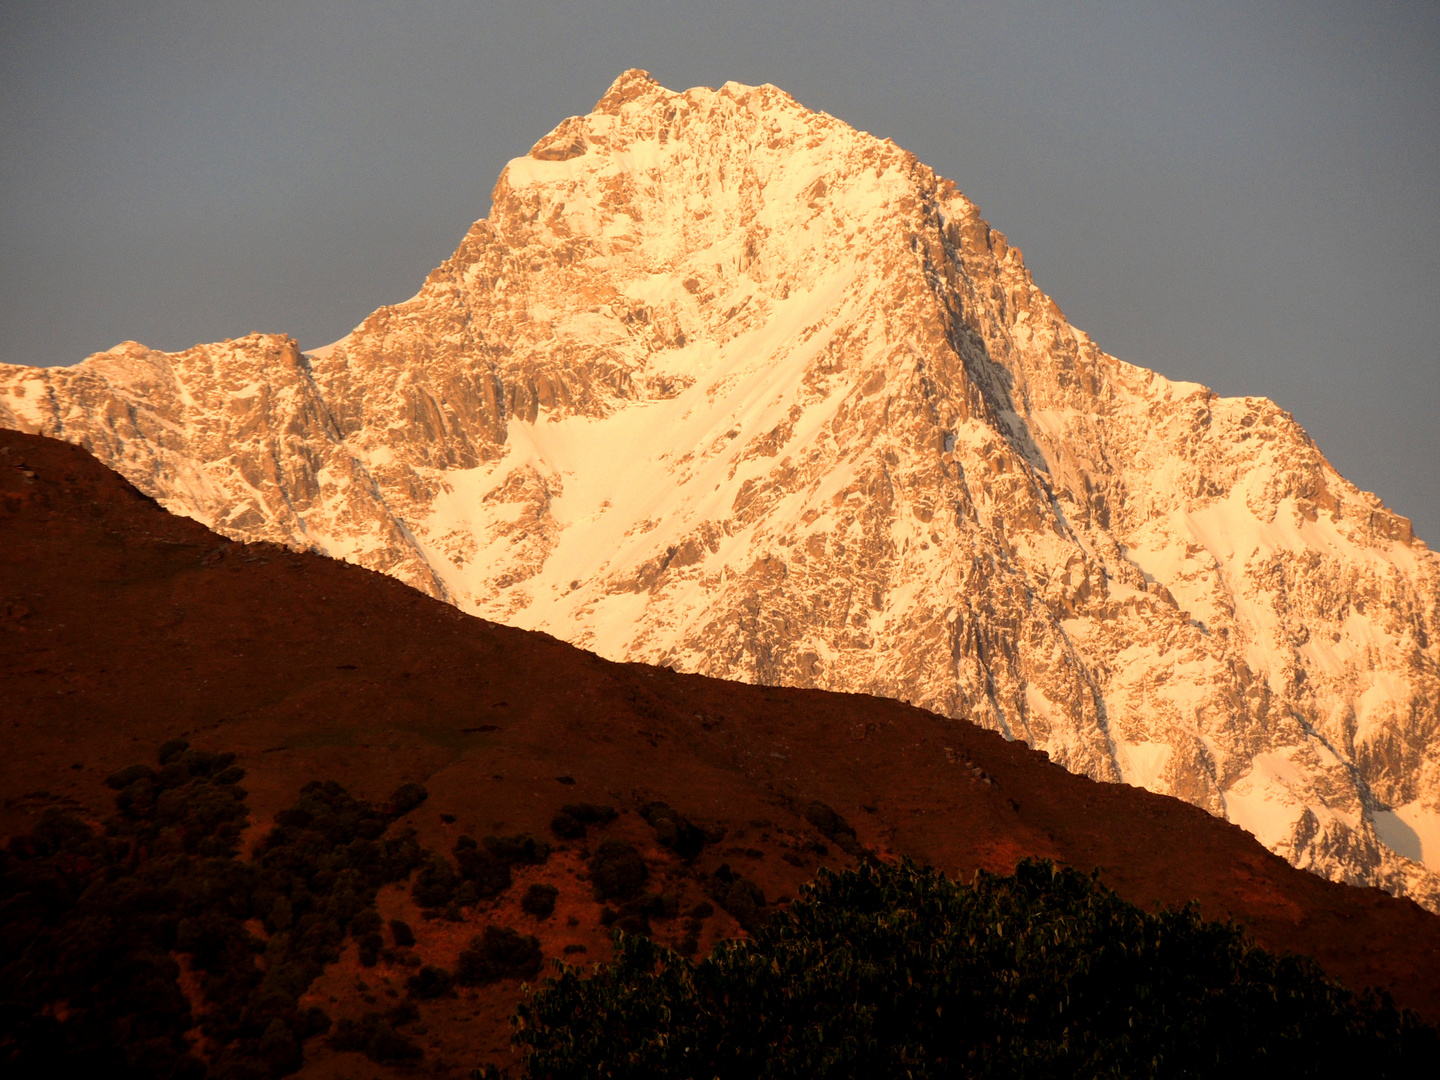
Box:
3 75 1438 913
595 67 663 112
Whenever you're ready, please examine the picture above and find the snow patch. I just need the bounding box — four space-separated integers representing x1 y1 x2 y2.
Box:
1374 801 1440 873
1223 751 1309 851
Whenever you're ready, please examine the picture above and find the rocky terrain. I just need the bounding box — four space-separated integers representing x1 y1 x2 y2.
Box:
2 70 1437 910
4 427 1440 1078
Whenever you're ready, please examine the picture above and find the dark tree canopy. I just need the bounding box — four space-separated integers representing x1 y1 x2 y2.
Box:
512 858 1438 1079
0 744 426 1079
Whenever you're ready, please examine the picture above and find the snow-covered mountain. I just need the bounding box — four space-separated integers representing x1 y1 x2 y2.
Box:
4 70 1438 909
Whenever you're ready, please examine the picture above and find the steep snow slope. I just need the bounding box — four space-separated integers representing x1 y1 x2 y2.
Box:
4 70 1438 908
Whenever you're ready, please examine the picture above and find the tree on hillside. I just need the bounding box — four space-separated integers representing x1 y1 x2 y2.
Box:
508 858 1437 1079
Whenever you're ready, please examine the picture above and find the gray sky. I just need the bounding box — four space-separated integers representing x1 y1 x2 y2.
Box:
4 1 1437 541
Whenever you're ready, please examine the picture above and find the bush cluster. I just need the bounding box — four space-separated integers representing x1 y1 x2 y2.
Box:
485 833 552 865
600 889 683 939
705 862 768 934
588 840 647 902
512 858 1440 1079
329 1005 422 1064
457 926 543 985
0 741 427 1079
415 832 551 913
675 901 713 956
639 802 706 860
550 802 616 841
522 883 559 919
405 964 454 999
802 799 867 858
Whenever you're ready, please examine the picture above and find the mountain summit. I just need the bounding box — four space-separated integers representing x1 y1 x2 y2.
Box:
4 70 1437 908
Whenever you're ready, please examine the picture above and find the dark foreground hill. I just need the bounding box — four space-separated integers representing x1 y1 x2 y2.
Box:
4 427 1440 1077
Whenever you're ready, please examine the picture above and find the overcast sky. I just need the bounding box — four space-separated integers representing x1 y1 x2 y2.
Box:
3 1 1437 541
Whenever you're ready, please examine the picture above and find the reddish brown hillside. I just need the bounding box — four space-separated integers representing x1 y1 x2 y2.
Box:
4 427 1440 1076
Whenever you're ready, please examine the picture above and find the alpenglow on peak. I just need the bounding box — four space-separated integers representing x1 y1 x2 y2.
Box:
4 71 1438 910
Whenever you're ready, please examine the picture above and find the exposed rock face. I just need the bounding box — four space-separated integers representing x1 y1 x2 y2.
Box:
4 70 1438 908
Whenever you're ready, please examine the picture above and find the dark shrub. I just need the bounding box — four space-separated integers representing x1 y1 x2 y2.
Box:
105 763 156 789
157 737 189 764
273 806 313 830
257 1016 301 1074
386 1001 419 1027
561 802 617 825
614 913 650 937
453 880 480 906
412 854 458 909
589 840 647 901
454 837 513 897
639 802 706 860
389 919 415 948
349 908 383 939
376 827 425 882
297 1006 331 1038
707 863 768 933
803 799 866 857
330 1011 422 1064
366 1023 422 1065
483 832 551 865
387 782 428 819
522 883 559 918
405 965 452 999
156 779 249 855
357 932 383 967
176 748 235 778
550 811 585 839
265 895 294 933
328 1015 366 1051
455 926 543 985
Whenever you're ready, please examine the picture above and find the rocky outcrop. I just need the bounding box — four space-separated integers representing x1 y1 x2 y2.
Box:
4 70 1438 909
